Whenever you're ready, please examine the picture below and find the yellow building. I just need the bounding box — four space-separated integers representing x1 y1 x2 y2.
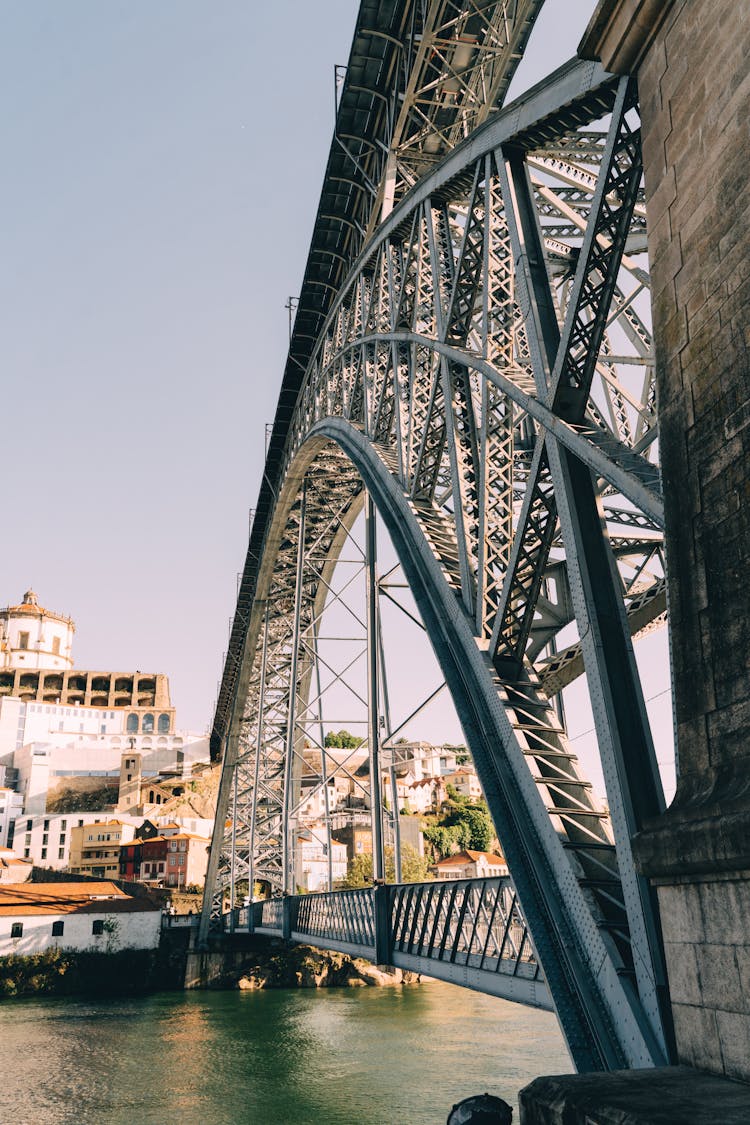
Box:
68 819 136 879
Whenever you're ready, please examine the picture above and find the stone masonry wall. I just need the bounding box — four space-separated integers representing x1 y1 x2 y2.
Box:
633 0 750 1080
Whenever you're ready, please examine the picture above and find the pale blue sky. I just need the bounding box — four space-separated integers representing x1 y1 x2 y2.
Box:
1 1 617 739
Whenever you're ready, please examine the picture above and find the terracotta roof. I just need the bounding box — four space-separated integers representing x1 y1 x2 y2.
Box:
162 832 210 843
0 881 158 915
435 850 506 867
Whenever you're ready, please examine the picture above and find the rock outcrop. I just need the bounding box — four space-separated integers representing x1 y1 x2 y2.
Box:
233 944 421 990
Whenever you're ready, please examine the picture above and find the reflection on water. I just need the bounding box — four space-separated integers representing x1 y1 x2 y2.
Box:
0 982 571 1124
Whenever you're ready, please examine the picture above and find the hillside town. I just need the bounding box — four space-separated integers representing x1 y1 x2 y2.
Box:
0 590 502 963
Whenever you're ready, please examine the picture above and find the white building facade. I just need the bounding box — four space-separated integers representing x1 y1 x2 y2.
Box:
0 591 75 672
0 882 162 954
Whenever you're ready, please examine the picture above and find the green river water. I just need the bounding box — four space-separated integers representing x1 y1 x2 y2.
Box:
0 983 571 1124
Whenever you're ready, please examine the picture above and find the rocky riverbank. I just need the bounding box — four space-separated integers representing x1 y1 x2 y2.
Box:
230 943 422 990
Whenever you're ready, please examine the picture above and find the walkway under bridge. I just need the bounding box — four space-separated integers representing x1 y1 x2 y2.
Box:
201 0 675 1076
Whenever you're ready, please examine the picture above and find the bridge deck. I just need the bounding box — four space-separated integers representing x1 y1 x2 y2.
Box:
227 877 553 1012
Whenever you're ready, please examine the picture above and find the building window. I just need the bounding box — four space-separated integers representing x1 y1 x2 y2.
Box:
43 820 49 830
158 713 170 733
26 819 32 832
142 713 154 733
41 848 47 860
11 922 23 938
19 633 29 650
52 920 64 937
178 856 185 866
92 920 104 936
23 848 29 859
52 637 61 655
61 820 67 830
42 834 48 845
58 848 65 859
126 714 138 733
59 834 66 844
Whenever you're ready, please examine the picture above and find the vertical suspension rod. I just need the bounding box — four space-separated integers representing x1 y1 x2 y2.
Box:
312 616 334 892
229 756 238 930
249 603 271 897
283 480 307 895
377 579 401 883
366 491 386 882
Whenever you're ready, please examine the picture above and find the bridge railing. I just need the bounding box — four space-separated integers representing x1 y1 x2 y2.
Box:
389 878 538 979
293 887 375 950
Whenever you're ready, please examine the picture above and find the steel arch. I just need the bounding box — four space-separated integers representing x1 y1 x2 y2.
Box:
201 58 672 1072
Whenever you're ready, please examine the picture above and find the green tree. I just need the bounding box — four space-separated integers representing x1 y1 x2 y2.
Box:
423 824 461 858
457 806 493 851
339 845 433 887
324 729 363 749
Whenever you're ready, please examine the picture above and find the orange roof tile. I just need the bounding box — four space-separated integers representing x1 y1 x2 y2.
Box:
0 882 158 915
435 850 506 867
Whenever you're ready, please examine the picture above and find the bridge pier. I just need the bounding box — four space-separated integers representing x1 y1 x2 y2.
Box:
521 0 750 1116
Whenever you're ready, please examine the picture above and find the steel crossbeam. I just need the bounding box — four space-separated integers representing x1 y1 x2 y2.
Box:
202 46 674 1074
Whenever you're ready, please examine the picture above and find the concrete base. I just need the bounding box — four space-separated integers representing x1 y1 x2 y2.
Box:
519 1067 750 1124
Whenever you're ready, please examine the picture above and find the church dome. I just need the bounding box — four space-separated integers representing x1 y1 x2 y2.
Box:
9 590 43 615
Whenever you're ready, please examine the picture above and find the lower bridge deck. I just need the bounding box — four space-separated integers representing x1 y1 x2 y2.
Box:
224 877 552 1010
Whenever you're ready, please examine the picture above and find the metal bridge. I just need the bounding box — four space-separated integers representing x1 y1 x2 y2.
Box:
231 877 551 1011
200 0 673 1075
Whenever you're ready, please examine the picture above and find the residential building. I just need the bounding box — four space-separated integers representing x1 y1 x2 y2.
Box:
295 828 348 892
68 820 137 879
433 850 508 880
0 787 24 847
14 810 214 872
0 882 161 954
331 824 373 865
390 742 459 780
17 811 140 870
443 767 483 801
163 833 210 889
406 775 447 814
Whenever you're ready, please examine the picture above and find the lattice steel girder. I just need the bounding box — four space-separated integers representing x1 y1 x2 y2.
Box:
309 419 666 1070
495 77 670 1053
202 58 672 1070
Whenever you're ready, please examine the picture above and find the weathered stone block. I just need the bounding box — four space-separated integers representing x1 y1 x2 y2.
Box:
698 879 750 946
663 940 701 1005
656 882 704 945
694 943 744 1012
736 946 750 1007
672 1001 722 1071
716 1010 750 1082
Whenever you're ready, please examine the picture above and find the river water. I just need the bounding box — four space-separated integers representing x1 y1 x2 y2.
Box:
0 983 571 1124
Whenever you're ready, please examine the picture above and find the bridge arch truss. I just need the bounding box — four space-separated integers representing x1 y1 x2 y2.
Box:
201 57 674 1073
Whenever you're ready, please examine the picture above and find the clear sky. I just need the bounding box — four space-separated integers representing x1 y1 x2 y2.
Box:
1 0 652 773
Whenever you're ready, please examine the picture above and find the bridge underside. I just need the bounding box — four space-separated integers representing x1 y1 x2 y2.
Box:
202 3 675 1077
